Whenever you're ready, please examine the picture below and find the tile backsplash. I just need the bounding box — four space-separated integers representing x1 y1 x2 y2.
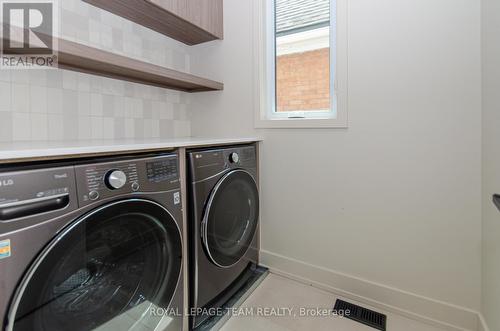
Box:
0 0 192 143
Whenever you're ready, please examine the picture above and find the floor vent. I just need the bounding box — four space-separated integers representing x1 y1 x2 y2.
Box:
334 299 387 331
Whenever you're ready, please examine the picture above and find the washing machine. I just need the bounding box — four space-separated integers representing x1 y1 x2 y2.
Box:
187 145 259 329
0 153 184 331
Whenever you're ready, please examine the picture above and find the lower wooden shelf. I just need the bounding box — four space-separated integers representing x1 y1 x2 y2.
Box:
1 26 223 92
57 38 223 92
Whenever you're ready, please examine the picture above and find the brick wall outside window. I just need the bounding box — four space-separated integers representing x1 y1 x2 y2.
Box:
276 48 330 112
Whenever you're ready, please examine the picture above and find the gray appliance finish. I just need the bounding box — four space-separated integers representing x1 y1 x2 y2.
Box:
0 153 184 331
188 145 260 329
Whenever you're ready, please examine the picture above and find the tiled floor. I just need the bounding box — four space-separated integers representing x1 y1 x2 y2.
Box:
221 274 447 331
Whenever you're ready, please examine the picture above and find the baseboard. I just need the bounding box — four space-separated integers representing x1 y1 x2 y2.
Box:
477 314 490 331
260 250 480 331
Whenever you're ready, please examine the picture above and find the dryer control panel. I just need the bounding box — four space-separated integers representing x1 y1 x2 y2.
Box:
188 145 257 183
75 154 179 207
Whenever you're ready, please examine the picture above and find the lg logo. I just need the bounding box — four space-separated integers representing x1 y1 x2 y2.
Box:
0 179 14 187
2 1 54 55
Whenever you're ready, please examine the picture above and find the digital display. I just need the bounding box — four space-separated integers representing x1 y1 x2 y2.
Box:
146 158 178 183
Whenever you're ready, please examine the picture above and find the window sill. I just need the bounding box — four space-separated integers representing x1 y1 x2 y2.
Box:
254 117 348 129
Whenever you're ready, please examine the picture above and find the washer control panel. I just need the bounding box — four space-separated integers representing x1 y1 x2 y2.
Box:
75 154 179 207
0 166 77 226
147 158 178 183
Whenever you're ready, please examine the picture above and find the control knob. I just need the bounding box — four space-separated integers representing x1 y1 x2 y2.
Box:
229 152 240 164
105 170 127 190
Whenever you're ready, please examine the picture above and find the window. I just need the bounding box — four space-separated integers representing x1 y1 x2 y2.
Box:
254 0 348 128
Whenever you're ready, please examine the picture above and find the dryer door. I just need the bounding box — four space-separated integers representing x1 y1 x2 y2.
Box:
6 199 182 331
202 170 259 268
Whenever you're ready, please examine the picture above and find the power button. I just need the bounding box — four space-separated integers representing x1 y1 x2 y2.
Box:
89 191 99 201
131 182 140 192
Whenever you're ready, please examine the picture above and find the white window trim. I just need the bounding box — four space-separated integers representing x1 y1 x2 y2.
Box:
253 0 349 129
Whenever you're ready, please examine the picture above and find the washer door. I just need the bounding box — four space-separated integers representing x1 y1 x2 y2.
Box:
7 199 182 331
202 170 259 268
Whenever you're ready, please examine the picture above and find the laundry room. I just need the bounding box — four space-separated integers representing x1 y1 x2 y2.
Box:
0 0 498 331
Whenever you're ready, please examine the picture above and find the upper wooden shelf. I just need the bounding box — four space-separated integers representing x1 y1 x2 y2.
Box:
57 38 223 92
83 0 223 46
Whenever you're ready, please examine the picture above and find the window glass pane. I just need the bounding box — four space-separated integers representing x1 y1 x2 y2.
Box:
275 0 330 113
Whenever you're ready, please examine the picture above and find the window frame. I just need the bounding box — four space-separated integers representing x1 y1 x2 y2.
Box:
254 0 348 129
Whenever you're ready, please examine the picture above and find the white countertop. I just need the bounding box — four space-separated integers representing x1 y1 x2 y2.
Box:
0 137 261 163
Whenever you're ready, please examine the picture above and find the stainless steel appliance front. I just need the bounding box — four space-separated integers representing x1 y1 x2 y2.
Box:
0 153 184 331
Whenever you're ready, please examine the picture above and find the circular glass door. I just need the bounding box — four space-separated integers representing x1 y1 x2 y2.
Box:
202 170 259 268
8 199 182 331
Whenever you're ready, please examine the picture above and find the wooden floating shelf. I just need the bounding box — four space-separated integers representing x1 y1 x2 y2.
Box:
0 26 223 92
57 38 223 92
83 0 223 46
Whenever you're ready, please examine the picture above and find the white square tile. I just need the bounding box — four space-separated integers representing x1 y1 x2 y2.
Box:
30 86 47 113
173 120 190 137
89 76 102 93
62 89 78 115
73 1 90 16
61 0 77 11
0 112 12 142
151 120 160 138
30 113 48 140
11 84 30 113
90 93 103 116
75 27 90 45
78 92 90 116
89 19 101 46
152 101 165 118
132 98 143 118
29 70 47 86
91 116 103 139
47 88 63 114
78 116 92 140
0 81 12 111
143 119 153 137
101 77 114 95
175 104 189 121
101 24 113 50
63 114 78 140
164 49 174 68
114 118 125 139
152 87 165 101
114 97 125 118
78 75 91 92
12 113 31 141
124 97 134 118
47 114 63 140
46 70 63 88
124 118 134 138
159 120 173 138
167 91 181 103
136 84 151 99
62 70 78 90
103 117 114 139
160 103 174 120
110 80 124 96
134 119 144 138
10 71 30 84
0 70 11 82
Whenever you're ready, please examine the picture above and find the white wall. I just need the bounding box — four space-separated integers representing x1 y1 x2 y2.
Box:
481 0 500 328
190 0 482 312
